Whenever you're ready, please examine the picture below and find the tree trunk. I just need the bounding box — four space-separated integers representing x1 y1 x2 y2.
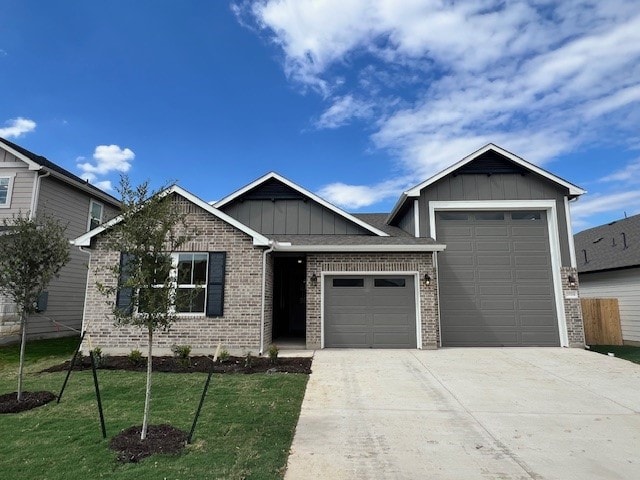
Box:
17 310 27 402
141 327 153 441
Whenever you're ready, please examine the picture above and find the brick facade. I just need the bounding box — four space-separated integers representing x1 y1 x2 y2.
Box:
305 252 438 349
82 199 267 355
561 266 585 347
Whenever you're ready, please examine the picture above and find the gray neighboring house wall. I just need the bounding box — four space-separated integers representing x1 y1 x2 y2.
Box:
73 144 586 354
0 138 120 344
574 214 640 345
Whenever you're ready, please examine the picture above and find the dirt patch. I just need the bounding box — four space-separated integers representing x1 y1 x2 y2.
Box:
0 391 56 414
42 355 312 375
109 424 188 463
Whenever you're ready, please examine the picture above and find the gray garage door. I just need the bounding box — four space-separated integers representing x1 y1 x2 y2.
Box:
437 211 559 346
324 275 417 348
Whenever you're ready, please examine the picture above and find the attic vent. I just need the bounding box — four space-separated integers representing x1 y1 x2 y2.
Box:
455 150 528 176
592 237 603 244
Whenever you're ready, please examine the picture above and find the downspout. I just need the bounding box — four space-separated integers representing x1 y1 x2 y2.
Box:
78 246 92 348
28 170 50 220
259 240 276 355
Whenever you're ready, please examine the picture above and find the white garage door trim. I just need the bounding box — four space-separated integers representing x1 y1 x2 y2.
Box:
321 271 422 349
429 200 569 347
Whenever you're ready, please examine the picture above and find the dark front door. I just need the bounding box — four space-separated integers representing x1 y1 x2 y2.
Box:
273 257 306 339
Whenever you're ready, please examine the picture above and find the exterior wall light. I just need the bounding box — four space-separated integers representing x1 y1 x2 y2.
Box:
423 273 431 285
310 273 318 283
568 274 577 287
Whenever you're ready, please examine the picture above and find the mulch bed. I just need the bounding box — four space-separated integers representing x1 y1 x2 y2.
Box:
109 424 188 463
42 354 312 375
0 391 56 414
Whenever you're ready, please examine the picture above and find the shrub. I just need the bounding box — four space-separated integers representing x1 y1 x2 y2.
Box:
127 349 144 366
218 348 230 363
171 344 192 367
244 351 253 369
91 347 106 367
268 344 279 365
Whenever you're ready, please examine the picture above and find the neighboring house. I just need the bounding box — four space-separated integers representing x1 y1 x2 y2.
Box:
73 143 586 354
0 138 120 344
574 214 640 346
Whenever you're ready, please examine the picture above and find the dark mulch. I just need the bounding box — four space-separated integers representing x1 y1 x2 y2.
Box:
109 424 188 463
0 391 56 414
42 355 312 375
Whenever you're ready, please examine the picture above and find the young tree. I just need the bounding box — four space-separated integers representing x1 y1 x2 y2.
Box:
97 177 192 440
0 213 70 401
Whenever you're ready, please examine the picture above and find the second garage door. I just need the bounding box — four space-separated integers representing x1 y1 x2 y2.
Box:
437 210 559 347
324 275 417 348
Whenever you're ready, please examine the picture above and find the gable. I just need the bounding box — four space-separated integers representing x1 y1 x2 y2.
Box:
216 173 388 236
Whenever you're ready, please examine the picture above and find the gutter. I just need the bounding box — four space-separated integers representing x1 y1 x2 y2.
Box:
28 170 50 219
273 243 446 253
259 240 276 355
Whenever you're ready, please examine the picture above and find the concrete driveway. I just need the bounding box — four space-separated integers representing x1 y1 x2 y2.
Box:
285 348 640 480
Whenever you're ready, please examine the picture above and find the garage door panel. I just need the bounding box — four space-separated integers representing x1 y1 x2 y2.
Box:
325 275 416 348
445 241 474 252
445 255 476 265
477 255 512 266
437 210 559 347
440 226 473 236
476 242 510 252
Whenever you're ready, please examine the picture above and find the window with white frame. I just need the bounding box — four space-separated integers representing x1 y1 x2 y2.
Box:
88 200 104 230
0 175 15 208
137 253 208 314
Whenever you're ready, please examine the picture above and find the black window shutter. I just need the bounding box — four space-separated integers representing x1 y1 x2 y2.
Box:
115 252 135 314
206 252 226 317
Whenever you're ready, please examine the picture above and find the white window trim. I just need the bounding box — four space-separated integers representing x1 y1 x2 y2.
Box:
429 200 569 348
87 199 104 231
0 174 15 208
141 252 209 317
320 271 422 349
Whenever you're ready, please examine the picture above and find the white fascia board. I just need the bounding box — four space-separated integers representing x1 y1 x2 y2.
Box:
72 185 271 247
405 143 586 197
214 171 390 237
386 192 409 224
46 169 121 206
0 142 42 170
274 243 446 253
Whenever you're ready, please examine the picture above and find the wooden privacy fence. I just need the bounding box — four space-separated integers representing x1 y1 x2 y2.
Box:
581 298 623 345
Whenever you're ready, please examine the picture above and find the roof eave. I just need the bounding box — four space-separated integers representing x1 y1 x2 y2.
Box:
273 243 446 253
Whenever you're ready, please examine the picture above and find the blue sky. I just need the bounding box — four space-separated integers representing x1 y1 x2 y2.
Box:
1 1 639 232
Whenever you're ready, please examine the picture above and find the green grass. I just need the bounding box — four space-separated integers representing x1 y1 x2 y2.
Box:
589 345 640 365
0 336 79 368
0 338 309 480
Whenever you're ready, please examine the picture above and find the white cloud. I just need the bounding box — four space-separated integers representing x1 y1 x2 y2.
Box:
601 157 640 183
571 190 640 228
315 95 373 129
241 0 640 211
77 144 134 192
0 49 7 57
0 117 36 138
318 177 410 209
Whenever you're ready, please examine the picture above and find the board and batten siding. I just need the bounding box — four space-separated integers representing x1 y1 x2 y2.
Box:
0 149 36 217
579 268 640 344
419 172 573 266
222 199 369 235
396 202 415 236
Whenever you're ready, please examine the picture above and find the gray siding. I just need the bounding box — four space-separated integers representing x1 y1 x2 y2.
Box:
419 173 572 266
396 202 415 236
222 199 369 235
0 149 36 218
579 268 640 344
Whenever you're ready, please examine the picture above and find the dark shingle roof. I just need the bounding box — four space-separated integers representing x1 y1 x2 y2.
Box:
574 213 640 273
352 213 414 237
0 137 120 206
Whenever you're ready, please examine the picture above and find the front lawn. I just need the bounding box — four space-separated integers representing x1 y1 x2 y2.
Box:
588 344 640 365
0 337 308 480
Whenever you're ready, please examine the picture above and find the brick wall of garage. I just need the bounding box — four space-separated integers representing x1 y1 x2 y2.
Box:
81 197 267 355
562 266 586 347
306 252 439 349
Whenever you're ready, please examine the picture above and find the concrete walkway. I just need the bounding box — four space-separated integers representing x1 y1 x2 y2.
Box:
285 349 640 480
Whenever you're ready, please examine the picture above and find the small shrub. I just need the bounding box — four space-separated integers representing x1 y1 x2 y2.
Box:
91 347 106 367
171 344 192 367
268 344 279 365
244 351 253 369
218 348 230 363
127 349 144 366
